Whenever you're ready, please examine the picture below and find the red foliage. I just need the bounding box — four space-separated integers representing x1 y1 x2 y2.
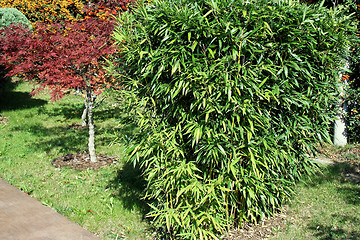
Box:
81 0 138 21
86 0 136 10
0 18 116 101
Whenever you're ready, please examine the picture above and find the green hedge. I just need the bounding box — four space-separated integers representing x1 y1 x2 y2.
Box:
110 0 357 238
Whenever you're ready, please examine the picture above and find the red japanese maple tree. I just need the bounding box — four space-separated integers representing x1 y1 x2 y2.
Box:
0 18 117 162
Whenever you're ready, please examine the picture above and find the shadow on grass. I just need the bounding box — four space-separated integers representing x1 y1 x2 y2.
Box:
11 123 89 154
108 161 149 215
302 162 360 239
307 162 360 204
308 214 360 240
94 106 127 121
337 185 360 205
0 65 12 96
12 114 138 160
41 102 85 120
323 162 360 205
43 100 126 122
307 162 359 186
0 80 47 112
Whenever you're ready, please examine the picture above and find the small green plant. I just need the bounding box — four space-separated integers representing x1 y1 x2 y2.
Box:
0 141 7 156
0 8 32 29
110 0 358 238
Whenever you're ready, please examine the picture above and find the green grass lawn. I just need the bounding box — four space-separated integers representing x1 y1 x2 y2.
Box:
0 80 151 239
273 155 360 240
1 80 360 240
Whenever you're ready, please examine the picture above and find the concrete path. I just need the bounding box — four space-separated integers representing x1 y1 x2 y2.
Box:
0 178 100 240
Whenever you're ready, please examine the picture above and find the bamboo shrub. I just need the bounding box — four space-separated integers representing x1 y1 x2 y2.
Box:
110 0 357 238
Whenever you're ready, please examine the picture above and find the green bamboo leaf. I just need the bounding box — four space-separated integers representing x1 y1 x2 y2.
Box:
258 77 268 88
171 60 180 75
264 22 272 33
208 48 215 58
196 127 202 143
191 41 198 52
217 144 226 155
203 10 213 18
248 119 254 133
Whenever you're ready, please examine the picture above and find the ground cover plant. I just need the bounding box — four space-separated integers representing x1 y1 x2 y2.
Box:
110 0 358 238
0 7 32 29
0 80 151 239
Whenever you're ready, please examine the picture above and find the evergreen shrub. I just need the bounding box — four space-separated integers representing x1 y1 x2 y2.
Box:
347 52 360 142
346 4 360 143
0 8 32 29
111 0 357 238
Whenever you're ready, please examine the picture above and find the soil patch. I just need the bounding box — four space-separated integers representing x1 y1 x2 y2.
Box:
0 115 8 125
52 152 118 171
67 122 87 130
222 210 287 240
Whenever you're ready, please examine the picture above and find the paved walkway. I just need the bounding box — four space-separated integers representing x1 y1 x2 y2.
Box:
0 178 100 240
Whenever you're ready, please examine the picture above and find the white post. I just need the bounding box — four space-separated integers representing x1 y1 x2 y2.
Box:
333 100 347 146
333 65 348 146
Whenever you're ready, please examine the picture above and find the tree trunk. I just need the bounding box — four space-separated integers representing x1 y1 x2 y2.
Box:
82 96 88 126
86 86 97 162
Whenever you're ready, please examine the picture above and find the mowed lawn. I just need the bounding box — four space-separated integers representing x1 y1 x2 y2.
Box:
0 80 151 239
273 159 360 240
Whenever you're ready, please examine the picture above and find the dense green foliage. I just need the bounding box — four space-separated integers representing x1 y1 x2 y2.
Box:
347 50 360 142
346 3 360 143
110 0 357 238
0 8 32 29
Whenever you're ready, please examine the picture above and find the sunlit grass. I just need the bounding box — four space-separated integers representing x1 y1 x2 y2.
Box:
0 81 151 239
273 159 360 240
